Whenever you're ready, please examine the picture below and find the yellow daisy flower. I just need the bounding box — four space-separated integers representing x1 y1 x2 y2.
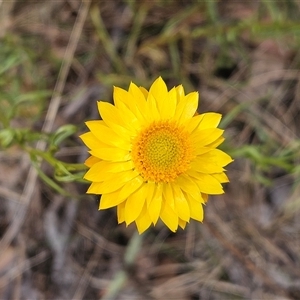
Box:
80 77 232 234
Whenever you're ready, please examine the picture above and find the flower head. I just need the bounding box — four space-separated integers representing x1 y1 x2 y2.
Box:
80 77 232 233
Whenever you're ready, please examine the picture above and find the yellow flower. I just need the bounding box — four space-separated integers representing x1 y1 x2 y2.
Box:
80 77 232 234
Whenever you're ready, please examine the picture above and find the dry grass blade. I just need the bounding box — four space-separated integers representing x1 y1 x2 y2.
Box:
0 0 91 255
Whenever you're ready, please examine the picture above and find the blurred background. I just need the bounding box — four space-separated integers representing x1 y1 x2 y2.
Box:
0 0 300 299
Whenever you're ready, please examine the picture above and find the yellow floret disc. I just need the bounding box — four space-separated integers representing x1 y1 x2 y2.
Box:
132 121 193 183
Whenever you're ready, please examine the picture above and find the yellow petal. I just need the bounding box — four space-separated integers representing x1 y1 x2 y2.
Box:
139 86 148 99
99 189 125 209
190 157 224 173
85 120 131 150
166 87 177 117
113 86 131 108
183 188 205 203
135 203 152 234
91 170 139 194
84 156 100 167
187 171 224 194
89 148 130 162
163 183 175 209
87 182 103 194
104 160 134 172
129 82 147 102
202 193 208 203
212 172 229 183
184 114 204 133
116 101 141 133
113 87 141 130
194 147 212 156
160 201 178 232
174 91 199 124
146 93 160 122
117 201 126 223
172 185 190 222
84 168 113 182
206 136 225 148
178 218 187 229
148 184 163 225
97 101 122 127
149 77 168 100
124 184 147 225
149 77 175 119
174 175 200 199
97 101 134 136
185 193 204 221
118 176 144 203
175 85 185 101
84 160 134 182
198 113 222 129
145 181 155 206
203 149 233 167
128 82 147 122
80 132 108 150
192 128 224 147
114 86 145 125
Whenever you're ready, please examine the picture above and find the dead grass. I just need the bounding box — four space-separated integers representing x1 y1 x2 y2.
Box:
0 0 300 299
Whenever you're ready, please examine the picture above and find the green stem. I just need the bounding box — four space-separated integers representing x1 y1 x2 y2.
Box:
25 147 87 171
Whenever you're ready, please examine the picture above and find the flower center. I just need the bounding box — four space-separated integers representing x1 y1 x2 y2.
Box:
132 121 193 183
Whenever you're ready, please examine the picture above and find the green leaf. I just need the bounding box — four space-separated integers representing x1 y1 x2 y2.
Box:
50 125 77 147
